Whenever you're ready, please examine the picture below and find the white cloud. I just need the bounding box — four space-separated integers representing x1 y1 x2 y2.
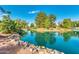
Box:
28 10 40 14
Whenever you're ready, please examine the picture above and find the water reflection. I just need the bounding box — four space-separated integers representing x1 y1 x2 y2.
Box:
60 31 79 42
72 31 79 37
34 32 56 46
22 31 79 44
21 31 79 53
30 31 35 36
61 32 71 42
29 31 79 45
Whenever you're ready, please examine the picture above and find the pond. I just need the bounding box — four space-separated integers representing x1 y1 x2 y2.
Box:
21 31 79 54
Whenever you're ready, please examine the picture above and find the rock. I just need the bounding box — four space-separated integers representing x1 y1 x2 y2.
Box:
32 48 38 54
0 44 19 54
29 44 36 49
43 49 49 54
50 51 55 54
54 50 61 54
60 52 64 54
38 50 44 54
47 48 53 52
29 48 33 52
8 34 20 40
17 48 32 54
38 49 47 54
39 46 45 49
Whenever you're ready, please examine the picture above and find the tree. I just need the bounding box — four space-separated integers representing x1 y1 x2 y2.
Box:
0 15 28 34
59 18 72 28
14 19 28 29
20 20 28 28
0 15 16 33
48 14 56 28
0 7 27 35
48 14 56 22
35 12 47 28
35 12 56 28
44 18 51 29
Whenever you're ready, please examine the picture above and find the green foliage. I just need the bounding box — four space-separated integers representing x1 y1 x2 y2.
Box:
16 29 26 36
72 21 79 27
48 14 56 28
35 12 47 28
62 32 71 42
14 20 28 29
0 15 28 34
48 14 56 22
59 18 72 28
35 12 56 29
58 19 79 28
44 18 51 29
0 15 15 33
35 32 56 46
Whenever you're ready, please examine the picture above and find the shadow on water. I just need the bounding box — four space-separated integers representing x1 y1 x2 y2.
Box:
72 31 79 37
30 31 36 36
17 30 28 36
35 32 56 47
61 32 71 42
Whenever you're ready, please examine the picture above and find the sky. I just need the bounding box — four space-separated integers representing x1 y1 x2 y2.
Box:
0 5 79 24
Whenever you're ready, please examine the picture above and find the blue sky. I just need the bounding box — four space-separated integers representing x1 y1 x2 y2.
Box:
0 5 79 24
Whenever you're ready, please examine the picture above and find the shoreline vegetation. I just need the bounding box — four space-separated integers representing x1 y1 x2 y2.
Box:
0 7 79 54
30 28 72 33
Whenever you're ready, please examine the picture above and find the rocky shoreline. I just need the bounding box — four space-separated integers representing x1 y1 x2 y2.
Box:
0 34 64 54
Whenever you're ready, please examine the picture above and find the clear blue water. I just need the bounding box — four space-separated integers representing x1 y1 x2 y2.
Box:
21 31 79 54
